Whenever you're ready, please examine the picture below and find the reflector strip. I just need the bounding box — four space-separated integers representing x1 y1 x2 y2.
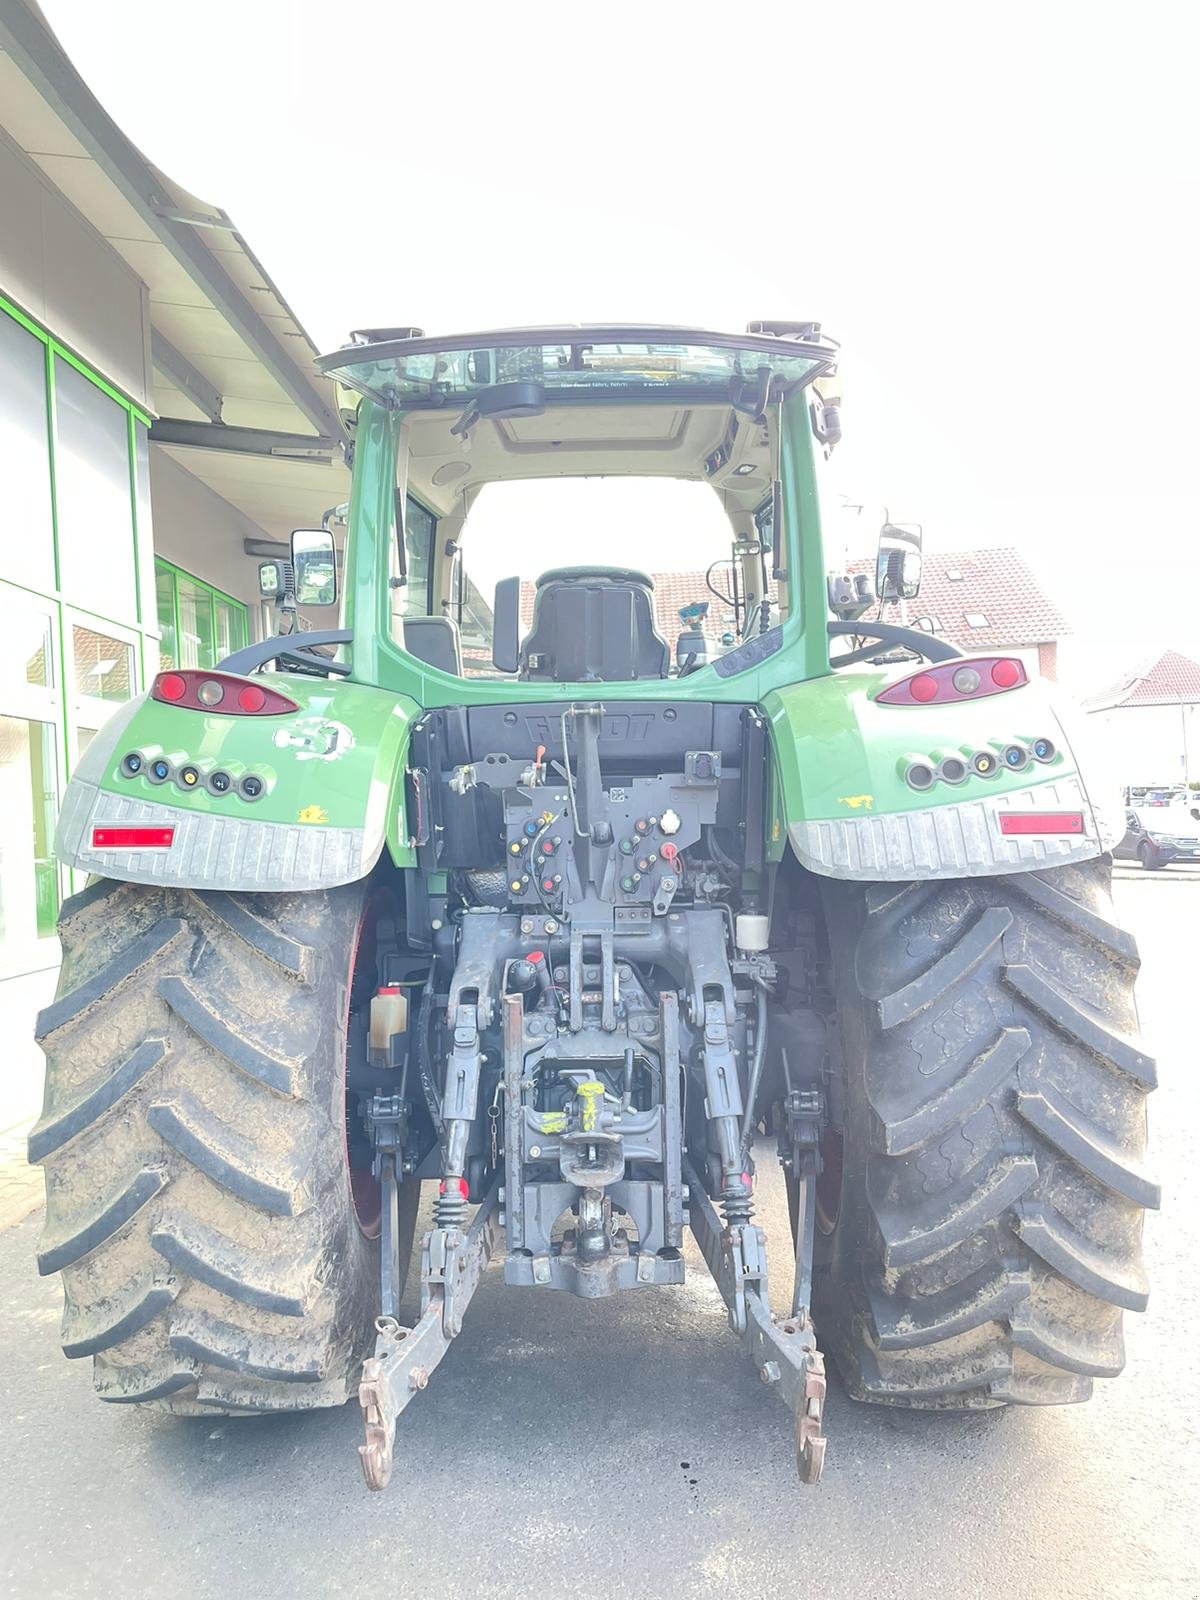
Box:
998 812 1084 836
91 826 175 849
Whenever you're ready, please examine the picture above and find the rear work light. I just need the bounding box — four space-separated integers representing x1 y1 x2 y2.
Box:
998 812 1084 836
876 657 1029 706
150 671 298 716
91 826 175 849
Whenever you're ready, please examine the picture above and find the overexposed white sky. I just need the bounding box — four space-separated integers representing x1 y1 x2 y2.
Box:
40 0 1198 688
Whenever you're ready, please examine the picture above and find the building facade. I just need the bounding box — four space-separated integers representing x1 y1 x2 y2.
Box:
0 0 348 1138
1084 649 1200 785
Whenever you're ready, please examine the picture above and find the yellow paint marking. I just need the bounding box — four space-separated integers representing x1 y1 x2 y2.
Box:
578 1080 605 1133
297 804 330 824
837 794 874 810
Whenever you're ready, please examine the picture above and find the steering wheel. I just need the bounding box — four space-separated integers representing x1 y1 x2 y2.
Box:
827 620 963 666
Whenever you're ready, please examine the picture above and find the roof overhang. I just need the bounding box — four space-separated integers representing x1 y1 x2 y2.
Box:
0 0 348 538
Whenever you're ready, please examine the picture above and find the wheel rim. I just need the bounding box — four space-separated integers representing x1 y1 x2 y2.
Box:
343 894 387 1238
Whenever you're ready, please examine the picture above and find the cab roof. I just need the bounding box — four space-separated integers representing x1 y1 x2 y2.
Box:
315 323 839 412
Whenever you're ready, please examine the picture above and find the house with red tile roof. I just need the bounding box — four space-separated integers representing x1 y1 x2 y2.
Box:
1083 649 1200 783
842 546 1071 679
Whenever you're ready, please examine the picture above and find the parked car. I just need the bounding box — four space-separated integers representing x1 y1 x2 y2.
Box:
1115 807 1200 868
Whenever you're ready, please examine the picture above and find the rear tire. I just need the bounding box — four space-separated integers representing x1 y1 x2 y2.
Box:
31 877 420 1414
813 857 1158 1408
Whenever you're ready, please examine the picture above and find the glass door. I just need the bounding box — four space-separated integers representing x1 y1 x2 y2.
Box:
64 610 139 774
0 585 65 973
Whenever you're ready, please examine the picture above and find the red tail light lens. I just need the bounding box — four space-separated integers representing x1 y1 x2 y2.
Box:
150 671 297 715
876 657 1028 706
909 673 939 702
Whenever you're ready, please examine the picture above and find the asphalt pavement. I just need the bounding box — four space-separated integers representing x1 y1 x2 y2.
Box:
1 871 1196 1600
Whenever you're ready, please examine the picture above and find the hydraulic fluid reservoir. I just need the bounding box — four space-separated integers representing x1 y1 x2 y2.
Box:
369 985 409 1062
736 913 770 953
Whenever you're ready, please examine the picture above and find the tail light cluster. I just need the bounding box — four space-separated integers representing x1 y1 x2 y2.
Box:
151 671 298 716
876 657 1027 707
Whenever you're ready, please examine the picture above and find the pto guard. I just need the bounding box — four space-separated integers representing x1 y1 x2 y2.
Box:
767 666 1124 882
53 674 419 892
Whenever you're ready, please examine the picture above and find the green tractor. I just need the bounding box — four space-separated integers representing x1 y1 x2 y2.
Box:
32 324 1157 1488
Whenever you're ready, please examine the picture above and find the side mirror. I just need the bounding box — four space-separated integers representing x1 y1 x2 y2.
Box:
492 575 521 672
291 528 337 606
876 522 923 601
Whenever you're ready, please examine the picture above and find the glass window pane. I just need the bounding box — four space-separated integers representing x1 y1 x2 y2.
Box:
214 598 246 662
0 312 55 593
401 496 435 618
0 716 60 958
0 602 54 689
156 564 178 670
53 359 136 622
134 422 155 629
72 624 133 703
177 576 215 669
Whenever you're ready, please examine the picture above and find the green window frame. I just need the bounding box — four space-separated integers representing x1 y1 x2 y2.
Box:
0 290 159 956
154 558 249 671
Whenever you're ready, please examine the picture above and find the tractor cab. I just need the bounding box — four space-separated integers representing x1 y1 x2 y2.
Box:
314 325 842 697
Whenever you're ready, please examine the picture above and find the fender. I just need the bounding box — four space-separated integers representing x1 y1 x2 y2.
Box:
763 662 1124 881
54 672 420 892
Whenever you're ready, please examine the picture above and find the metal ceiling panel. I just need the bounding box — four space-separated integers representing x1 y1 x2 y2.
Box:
23 150 159 244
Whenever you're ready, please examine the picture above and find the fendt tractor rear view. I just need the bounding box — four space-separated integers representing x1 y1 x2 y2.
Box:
32 323 1157 1488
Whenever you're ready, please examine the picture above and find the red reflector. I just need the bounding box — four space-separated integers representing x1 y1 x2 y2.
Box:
991 658 1022 688
157 673 187 702
91 826 175 849
237 683 267 713
909 673 939 702
999 812 1084 836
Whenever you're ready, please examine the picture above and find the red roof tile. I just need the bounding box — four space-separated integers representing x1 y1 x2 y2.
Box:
1084 649 1200 709
843 546 1070 649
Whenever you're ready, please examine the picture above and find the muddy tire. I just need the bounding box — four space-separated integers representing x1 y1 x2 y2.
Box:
813 857 1158 1408
31 878 420 1414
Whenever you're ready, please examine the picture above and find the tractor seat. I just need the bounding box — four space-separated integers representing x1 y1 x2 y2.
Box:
518 567 671 683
